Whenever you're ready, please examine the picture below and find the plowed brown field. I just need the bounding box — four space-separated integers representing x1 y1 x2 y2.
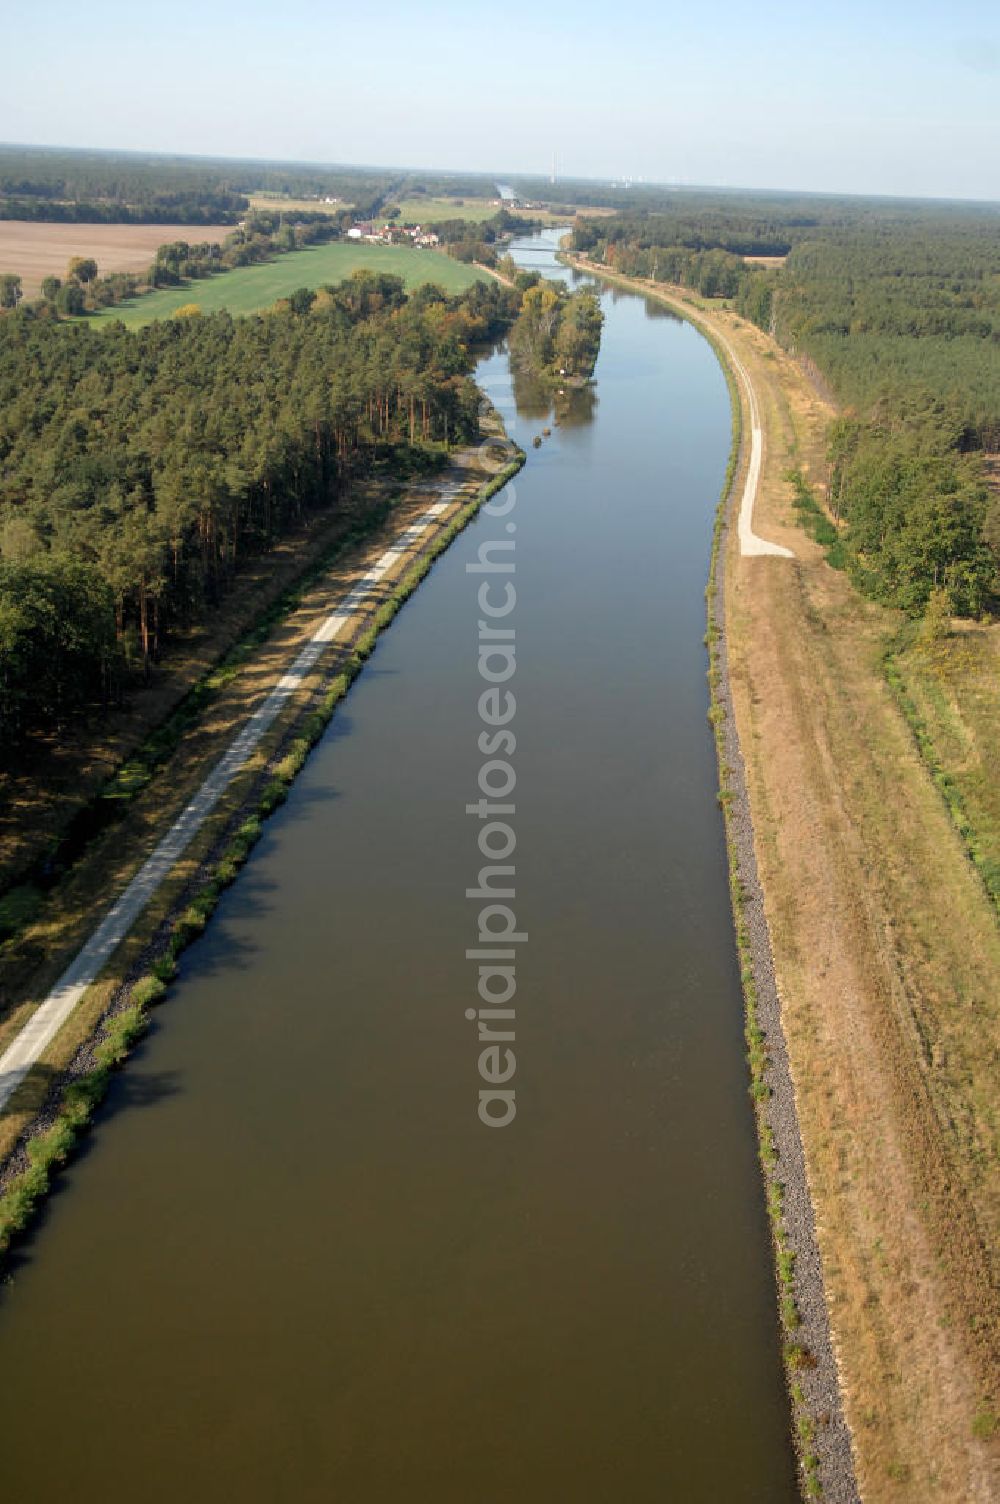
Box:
0 221 230 296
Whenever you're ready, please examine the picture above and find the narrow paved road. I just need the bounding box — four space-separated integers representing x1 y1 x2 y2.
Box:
0 486 463 1113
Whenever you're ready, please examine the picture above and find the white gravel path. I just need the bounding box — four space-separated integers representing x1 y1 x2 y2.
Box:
716 330 795 559
0 489 459 1113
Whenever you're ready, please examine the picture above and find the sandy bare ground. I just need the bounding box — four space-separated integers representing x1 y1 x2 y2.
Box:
0 221 231 296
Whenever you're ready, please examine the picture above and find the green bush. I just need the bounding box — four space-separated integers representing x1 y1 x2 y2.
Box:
131 974 168 1008
150 954 177 984
97 1003 148 1066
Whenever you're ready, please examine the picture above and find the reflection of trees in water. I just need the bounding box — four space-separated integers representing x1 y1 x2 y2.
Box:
643 297 683 323
568 268 606 306
600 282 680 323
510 360 598 429
554 383 598 428
510 360 553 420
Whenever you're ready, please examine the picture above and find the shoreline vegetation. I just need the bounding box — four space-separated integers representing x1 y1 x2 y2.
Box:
567 252 999 1502
0 421 525 1264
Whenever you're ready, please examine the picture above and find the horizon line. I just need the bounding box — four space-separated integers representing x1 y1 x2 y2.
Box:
2 137 999 212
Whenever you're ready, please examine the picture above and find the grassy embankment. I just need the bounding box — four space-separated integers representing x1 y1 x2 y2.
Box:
711 314 1000 1497
563 249 838 1497
568 253 1000 1502
90 241 486 326
710 383 824 1501
698 308 830 1500
0 440 523 1234
724 348 1000 1502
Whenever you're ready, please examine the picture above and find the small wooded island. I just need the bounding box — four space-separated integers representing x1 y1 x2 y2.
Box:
506 273 604 388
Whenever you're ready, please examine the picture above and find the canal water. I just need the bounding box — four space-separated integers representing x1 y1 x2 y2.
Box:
0 230 798 1501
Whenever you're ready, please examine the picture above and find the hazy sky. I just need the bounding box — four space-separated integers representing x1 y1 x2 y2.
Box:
5 0 999 200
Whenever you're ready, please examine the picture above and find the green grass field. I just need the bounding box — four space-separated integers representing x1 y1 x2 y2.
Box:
392 196 502 224
92 242 487 327
248 194 351 216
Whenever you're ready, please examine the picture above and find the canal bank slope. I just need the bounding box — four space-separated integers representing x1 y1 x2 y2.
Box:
0 419 523 1190
567 258 1000 1504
